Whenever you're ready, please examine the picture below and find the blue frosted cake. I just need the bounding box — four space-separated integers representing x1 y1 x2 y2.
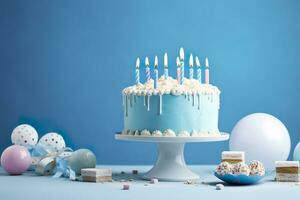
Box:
122 48 221 137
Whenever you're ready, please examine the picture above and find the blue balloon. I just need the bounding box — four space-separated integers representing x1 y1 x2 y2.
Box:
293 142 300 162
68 149 96 174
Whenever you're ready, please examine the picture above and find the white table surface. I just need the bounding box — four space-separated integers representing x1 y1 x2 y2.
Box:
0 165 299 200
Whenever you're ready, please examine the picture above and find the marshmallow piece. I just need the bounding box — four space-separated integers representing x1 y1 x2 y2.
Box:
216 183 224 190
150 178 158 184
248 160 265 176
221 151 245 164
232 163 250 176
216 161 233 175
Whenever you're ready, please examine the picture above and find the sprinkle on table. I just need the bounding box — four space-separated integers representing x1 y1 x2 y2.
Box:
123 184 130 190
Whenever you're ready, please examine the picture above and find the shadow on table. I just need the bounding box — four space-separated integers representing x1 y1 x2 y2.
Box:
112 172 145 182
202 181 266 187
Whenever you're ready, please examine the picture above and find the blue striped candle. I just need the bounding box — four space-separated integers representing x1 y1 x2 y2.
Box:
135 57 140 85
179 48 184 84
195 56 201 83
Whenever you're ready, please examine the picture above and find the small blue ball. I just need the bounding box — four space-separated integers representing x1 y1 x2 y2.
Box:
68 149 96 174
293 142 300 162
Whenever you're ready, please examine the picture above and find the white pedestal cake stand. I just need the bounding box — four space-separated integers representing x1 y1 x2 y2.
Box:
115 132 229 182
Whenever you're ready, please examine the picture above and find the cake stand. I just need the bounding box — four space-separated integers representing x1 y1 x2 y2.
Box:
115 132 229 182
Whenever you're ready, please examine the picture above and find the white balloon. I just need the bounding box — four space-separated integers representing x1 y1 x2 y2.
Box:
11 124 38 146
38 132 66 151
229 113 291 171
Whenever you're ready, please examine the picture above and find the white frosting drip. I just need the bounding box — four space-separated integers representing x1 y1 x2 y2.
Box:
122 76 220 96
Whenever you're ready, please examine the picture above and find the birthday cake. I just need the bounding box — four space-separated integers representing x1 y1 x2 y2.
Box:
122 48 221 137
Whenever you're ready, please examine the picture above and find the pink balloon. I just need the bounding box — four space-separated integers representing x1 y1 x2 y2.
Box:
1 145 32 175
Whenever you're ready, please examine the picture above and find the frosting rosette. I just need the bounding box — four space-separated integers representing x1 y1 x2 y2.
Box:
122 76 220 96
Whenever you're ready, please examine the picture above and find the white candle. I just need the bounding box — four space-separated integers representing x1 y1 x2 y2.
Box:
145 57 150 82
164 53 168 79
189 54 194 79
205 57 209 84
195 56 201 83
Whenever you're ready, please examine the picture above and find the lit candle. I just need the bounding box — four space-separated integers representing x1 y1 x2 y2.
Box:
176 57 180 84
205 57 210 84
145 57 150 82
179 47 184 84
135 57 140 85
189 54 194 79
154 56 158 89
164 53 168 79
195 56 201 83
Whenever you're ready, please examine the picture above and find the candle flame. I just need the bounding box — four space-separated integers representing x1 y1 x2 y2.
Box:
136 57 140 68
195 56 200 67
179 47 184 61
145 57 149 67
164 53 168 68
189 54 193 67
205 57 209 68
176 57 180 67
154 56 158 68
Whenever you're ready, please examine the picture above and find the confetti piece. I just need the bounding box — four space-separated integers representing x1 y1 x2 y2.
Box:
123 184 130 190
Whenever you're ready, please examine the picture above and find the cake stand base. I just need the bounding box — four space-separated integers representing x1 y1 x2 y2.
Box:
115 133 229 182
143 143 199 181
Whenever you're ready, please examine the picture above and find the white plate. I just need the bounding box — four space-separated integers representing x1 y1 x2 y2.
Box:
115 132 229 143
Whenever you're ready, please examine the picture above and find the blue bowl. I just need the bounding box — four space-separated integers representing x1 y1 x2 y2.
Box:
214 172 264 185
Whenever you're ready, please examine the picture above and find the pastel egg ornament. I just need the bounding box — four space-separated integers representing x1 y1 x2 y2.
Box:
68 149 96 175
293 142 300 162
38 132 66 151
11 124 38 146
1 145 32 175
229 113 291 171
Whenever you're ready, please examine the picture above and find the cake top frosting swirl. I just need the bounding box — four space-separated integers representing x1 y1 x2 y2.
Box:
123 76 220 96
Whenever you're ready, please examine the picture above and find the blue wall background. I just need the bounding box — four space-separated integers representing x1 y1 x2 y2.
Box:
0 0 299 164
